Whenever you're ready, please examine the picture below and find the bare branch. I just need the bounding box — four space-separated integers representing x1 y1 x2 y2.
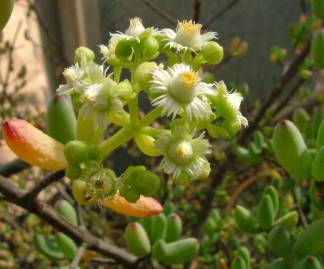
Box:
70 242 87 269
203 0 240 30
140 0 177 25
192 0 202 22
25 170 65 200
0 159 30 177
0 175 138 267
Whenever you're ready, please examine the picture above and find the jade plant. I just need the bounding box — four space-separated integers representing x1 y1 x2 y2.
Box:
2 18 246 215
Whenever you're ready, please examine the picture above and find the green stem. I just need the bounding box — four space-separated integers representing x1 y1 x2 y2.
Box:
128 95 139 126
113 66 122 82
141 126 169 137
100 128 133 158
139 107 162 127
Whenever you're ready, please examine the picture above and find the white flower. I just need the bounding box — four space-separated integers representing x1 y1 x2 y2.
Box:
161 20 217 52
99 37 120 62
155 122 210 181
213 81 248 128
110 17 150 42
227 92 248 127
57 64 85 94
150 64 215 121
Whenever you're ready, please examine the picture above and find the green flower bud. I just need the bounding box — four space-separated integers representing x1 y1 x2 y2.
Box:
150 213 167 244
119 186 140 203
231 256 247 269
46 94 76 144
258 194 275 229
55 232 77 260
74 46 95 65
64 140 89 165
108 110 130 126
274 211 298 229
135 134 160 157
113 80 134 100
268 226 292 257
222 118 241 137
0 0 14 30
88 145 102 161
273 120 311 180
293 217 324 256
316 120 324 149
86 168 117 200
115 39 135 60
72 180 94 205
152 238 199 265
202 41 224 64
312 0 324 20
312 146 324 181
125 222 151 257
134 62 157 89
55 200 78 226
298 256 322 269
142 36 159 60
165 213 182 243
134 170 161 196
76 104 106 144
312 30 324 69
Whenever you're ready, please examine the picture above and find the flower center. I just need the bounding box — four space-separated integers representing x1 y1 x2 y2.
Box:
179 21 196 33
87 169 116 200
180 71 198 89
169 140 194 165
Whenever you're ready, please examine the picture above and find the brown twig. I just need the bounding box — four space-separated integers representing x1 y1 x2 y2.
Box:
25 170 65 200
0 159 30 177
0 174 138 267
70 242 87 269
224 174 259 216
192 0 202 22
141 0 177 25
203 0 240 30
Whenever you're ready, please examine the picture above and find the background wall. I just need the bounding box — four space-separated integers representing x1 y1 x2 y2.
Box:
99 0 301 99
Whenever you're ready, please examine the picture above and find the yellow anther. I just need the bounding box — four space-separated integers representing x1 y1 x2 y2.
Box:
180 71 198 89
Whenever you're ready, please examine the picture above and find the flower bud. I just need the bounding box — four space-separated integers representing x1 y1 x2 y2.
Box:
64 140 89 165
142 36 159 60
115 39 135 60
135 134 160 157
72 180 95 205
134 62 157 89
65 164 81 179
74 46 95 65
113 80 134 100
134 170 161 196
108 110 130 126
202 41 224 64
